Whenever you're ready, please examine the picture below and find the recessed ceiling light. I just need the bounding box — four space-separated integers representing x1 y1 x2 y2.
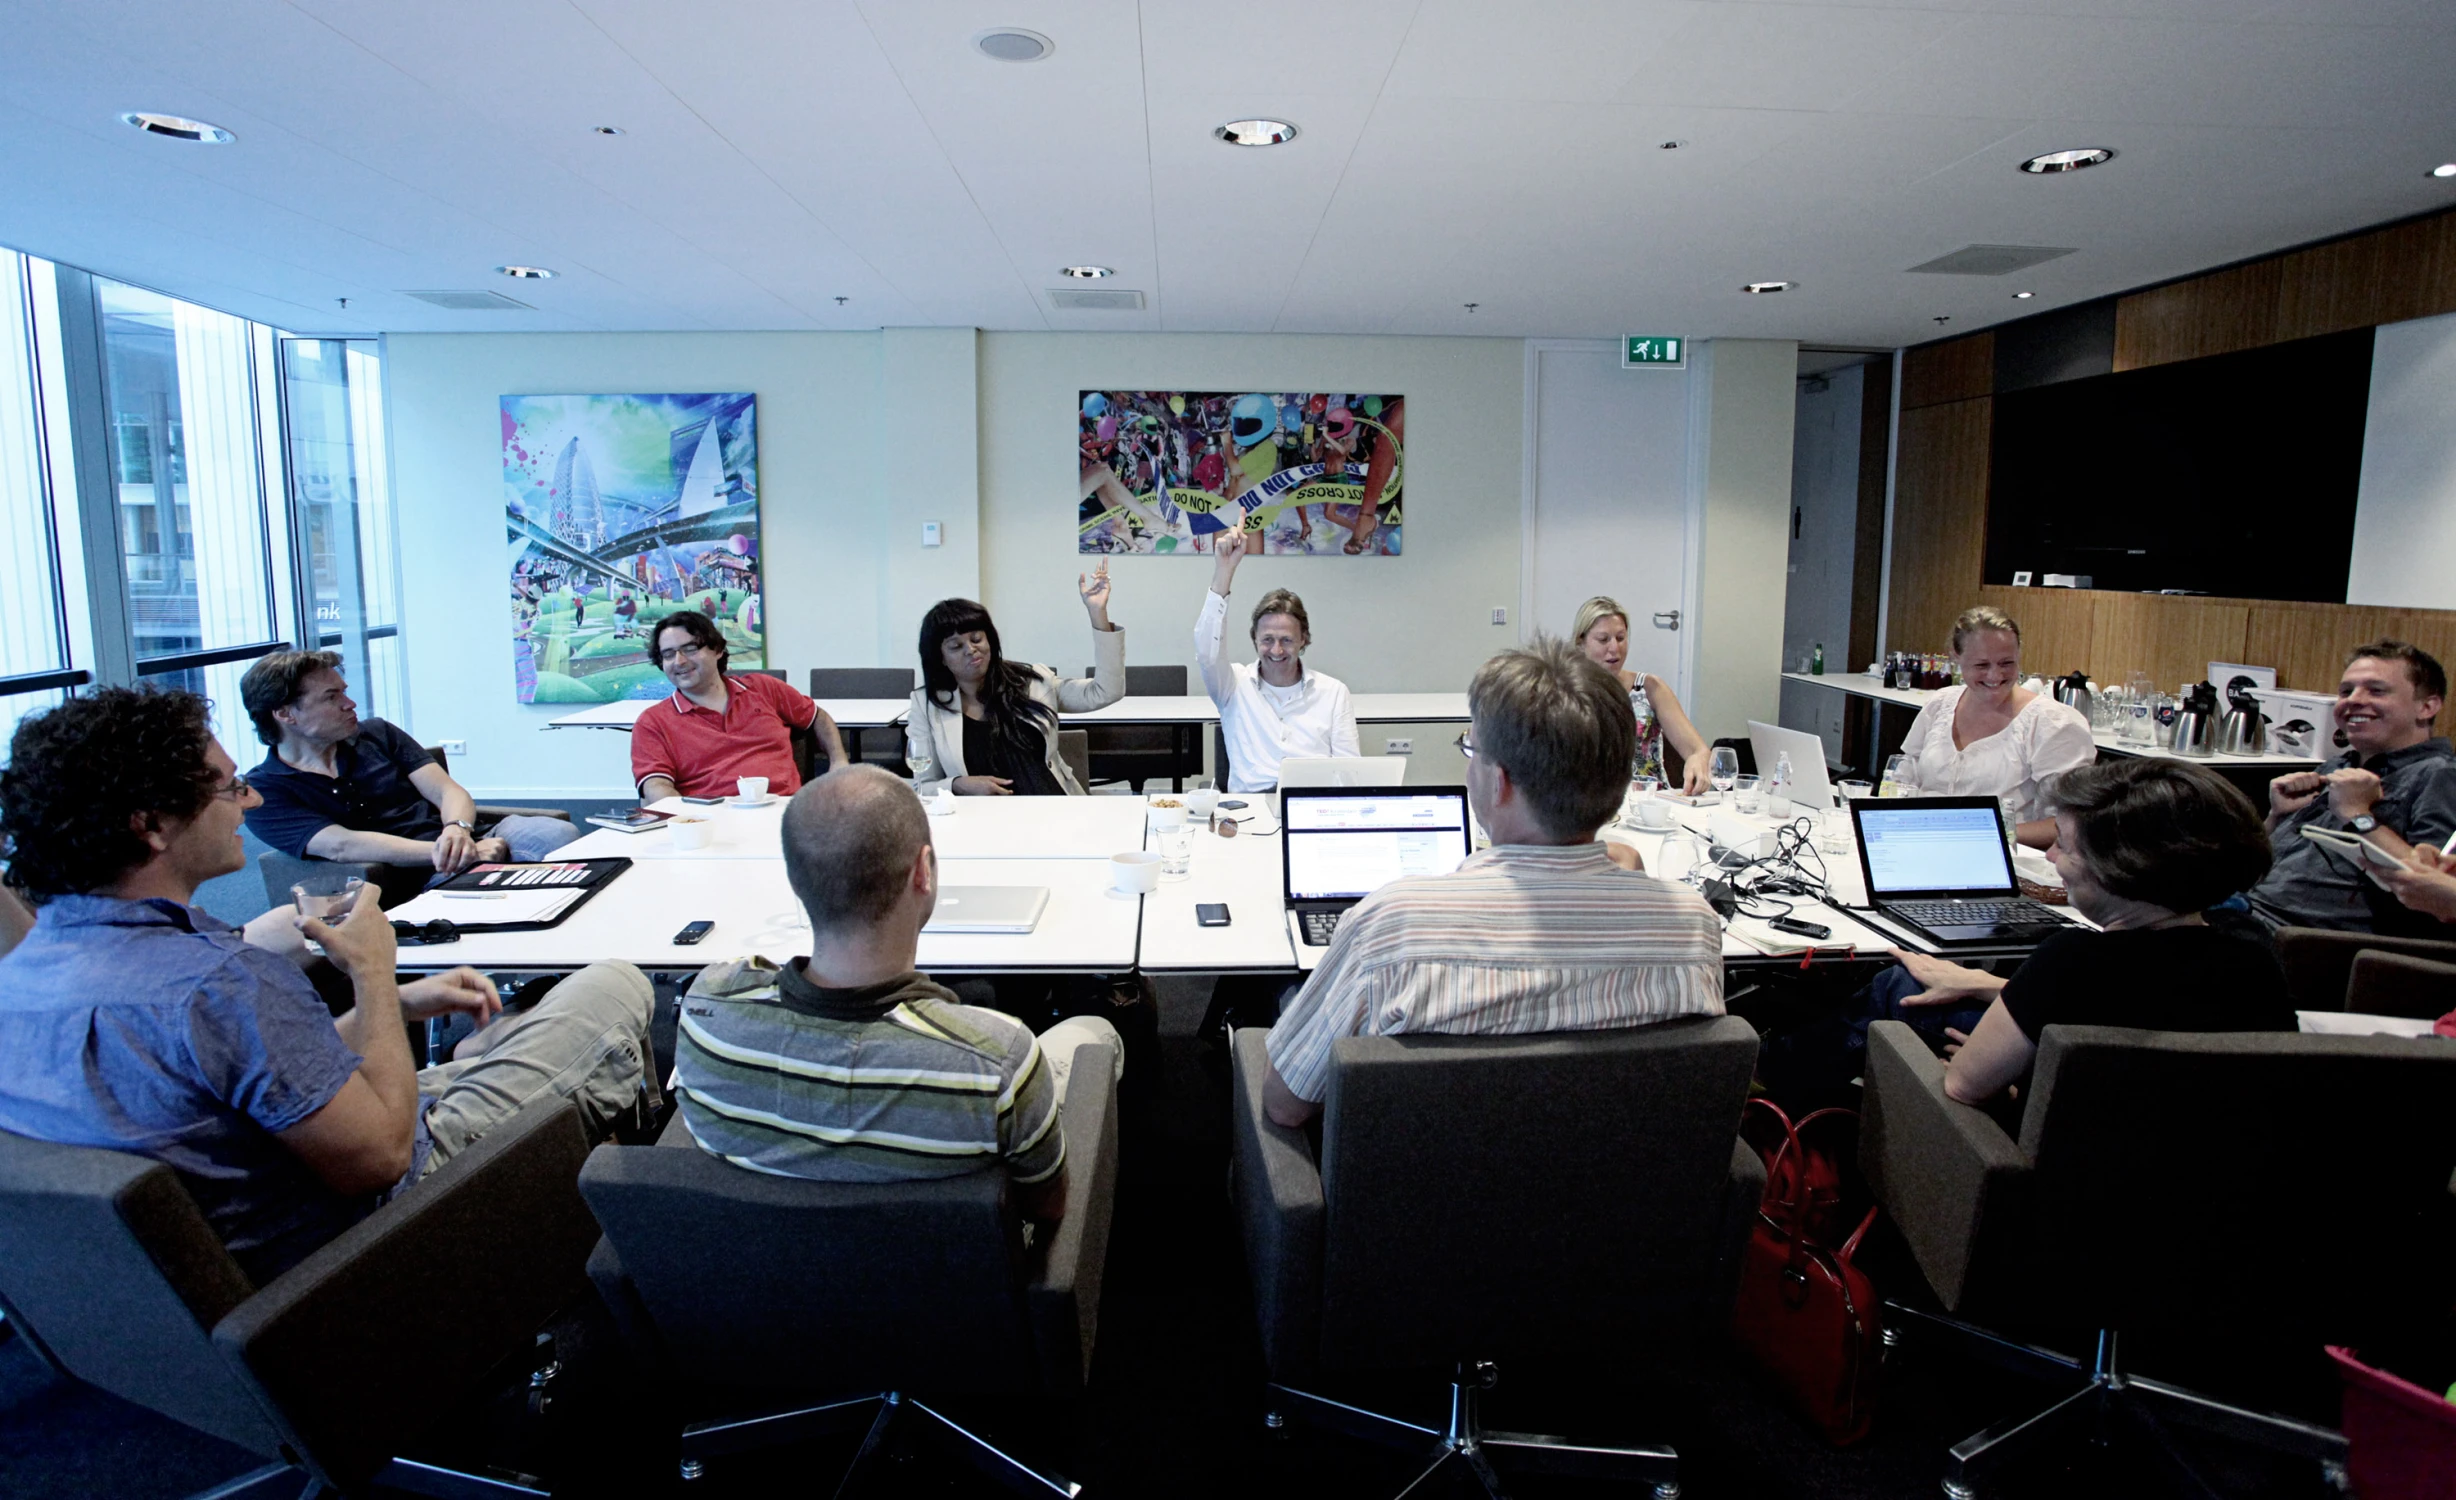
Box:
1215 118 1298 147
1658 139 1687 151
496 265 557 280
2019 147 2114 174
2013 290 2036 299
120 111 234 144
974 28 1053 62
1060 265 1114 279
2431 163 2456 179
593 125 625 137
1740 280 1795 294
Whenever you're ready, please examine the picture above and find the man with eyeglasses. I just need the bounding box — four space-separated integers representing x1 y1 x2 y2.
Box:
633 610 845 803
0 689 658 1282
240 649 580 876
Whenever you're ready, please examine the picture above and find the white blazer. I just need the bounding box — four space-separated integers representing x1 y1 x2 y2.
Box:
905 626 1126 795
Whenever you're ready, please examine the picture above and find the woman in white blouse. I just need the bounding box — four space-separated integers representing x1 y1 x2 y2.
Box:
1195 529 1359 792
1895 605 2096 848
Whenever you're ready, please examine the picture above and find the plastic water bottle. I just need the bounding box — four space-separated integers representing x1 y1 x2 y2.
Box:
1768 751 1794 820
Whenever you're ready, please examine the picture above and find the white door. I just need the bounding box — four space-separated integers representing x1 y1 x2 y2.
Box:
1521 342 1695 695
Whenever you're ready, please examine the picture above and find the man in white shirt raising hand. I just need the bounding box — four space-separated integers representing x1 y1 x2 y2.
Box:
1194 528 1360 793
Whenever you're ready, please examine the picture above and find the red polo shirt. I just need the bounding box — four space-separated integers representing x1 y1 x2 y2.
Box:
631 674 818 798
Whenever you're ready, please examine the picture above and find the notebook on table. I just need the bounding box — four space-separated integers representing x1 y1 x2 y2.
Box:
1847 797 2076 949
1280 787 1475 950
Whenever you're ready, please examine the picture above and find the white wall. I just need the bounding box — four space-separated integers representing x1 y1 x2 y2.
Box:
1780 363 1863 764
1687 339 1801 743
2350 310 2456 610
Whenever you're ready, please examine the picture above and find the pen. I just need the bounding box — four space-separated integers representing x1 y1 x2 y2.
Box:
439 893 506 900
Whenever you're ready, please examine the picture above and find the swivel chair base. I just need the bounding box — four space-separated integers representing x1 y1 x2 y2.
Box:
190 1456 549 1500
678 1390 1079 1499
1886 1303 2352 1500
1267 1362 1681 1500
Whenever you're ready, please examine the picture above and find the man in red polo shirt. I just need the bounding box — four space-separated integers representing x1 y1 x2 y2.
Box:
633 611 846 801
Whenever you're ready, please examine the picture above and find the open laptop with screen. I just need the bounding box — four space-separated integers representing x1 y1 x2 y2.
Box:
1281 786 1475 950
1848 796 2075 948
1745 720 1835 814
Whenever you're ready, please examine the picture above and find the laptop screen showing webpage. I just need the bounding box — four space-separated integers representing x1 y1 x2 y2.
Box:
1854 801 2016 896
1282 790 1473 903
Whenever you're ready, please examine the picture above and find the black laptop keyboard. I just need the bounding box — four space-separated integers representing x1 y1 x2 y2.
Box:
1888 898 2062 927
1299 910 1344 946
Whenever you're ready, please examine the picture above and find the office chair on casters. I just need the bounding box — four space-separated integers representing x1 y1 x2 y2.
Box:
1229 1019 1763 1500
0 1101 602 1500
1860 1020 2456 1500
578 1041 1119 1495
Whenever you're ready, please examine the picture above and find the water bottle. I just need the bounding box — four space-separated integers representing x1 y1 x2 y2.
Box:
1809 642 1824 676
1768 751 1794 819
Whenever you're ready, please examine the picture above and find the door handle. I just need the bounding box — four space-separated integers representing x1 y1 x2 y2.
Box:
1652 610 1681 630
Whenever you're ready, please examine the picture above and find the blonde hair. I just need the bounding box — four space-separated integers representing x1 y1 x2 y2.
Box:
1949 605 2022 655
1571 596 1630 648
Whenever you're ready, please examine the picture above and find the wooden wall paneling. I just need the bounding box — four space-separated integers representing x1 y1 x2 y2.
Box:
2243 601 2356 693
2089 592 2250 693
2111 259 2283 371
1899 333 1994 409
2277 212 2456 343
1975 585 2094 681
1887 397 1992 656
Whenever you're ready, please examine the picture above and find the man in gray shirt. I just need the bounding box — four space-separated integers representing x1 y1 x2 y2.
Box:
2244 640 2456 934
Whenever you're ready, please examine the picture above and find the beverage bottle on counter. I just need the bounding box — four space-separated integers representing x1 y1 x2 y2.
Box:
1769 751 1795 818
1810 642 1825 676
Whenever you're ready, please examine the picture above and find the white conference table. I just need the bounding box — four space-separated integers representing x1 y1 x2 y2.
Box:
1780 671 2322 770
546 697 912 731
558 794 1150 864
1056 691 1470 726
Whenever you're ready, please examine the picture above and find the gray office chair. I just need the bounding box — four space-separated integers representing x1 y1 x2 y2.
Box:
1861 1020 2456 1499
1057 728 1091 791
808 667 916 769
2275 925 2456 1012
1079 664 1200 791
0 1101 600 1499
1230 1018 1763 1500
578 1041 1119 1494
2346 950 2456 1019
254 743 573 912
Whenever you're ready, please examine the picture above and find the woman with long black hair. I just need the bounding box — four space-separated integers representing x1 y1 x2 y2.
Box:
906 562 1125 796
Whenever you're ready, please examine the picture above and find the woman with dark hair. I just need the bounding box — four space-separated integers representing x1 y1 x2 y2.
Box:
1881 758 2295 1107
906 562 1125 796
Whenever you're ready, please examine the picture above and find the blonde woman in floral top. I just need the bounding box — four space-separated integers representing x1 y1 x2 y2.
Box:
1572 596 1714 795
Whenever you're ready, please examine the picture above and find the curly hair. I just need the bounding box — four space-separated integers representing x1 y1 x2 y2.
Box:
239 648 342 746
0 688 223 903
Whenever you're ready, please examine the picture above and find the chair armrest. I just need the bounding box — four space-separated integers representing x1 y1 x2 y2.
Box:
1712 1135 1769 1319
2347 951 2456 1021
1228 1027 1324 1381
2277 926 2456 1011
1027 1042 1120 1396
476 805 572 824
584 1233 669 1367
1858 1021 2032 1316
211 1100 600 1490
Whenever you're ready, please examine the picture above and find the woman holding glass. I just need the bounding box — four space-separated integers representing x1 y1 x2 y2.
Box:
905 562 1124 796
1572 596 1714 796
1890 605 2095 848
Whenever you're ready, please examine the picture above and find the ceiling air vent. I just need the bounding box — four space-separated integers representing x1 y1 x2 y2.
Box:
402 290 535 310
1904 245 2076 277
1048 288 1146 311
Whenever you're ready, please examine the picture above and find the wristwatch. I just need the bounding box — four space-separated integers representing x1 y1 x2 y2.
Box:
446 819 477 834
2349 813 2379 834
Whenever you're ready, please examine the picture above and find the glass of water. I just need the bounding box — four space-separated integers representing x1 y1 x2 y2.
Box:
1656 832 1704 888
291 873 365 955
1733 774 1762 814
1880 754 1911 797
1708 747 1740 800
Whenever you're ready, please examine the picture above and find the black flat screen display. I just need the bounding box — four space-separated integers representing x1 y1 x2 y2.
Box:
1985 328 2374 602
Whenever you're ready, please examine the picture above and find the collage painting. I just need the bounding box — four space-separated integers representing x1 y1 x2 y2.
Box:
1078 390 1404 556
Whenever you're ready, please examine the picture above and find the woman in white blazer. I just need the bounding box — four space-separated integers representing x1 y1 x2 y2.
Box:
906 562 1125 796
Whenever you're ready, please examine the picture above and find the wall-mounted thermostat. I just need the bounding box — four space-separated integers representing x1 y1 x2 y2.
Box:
922 521 943 548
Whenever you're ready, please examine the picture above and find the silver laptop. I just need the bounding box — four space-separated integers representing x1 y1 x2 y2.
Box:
922 886 1049 935
1281 787 1474 949
1848 797 2073 949
1277 755 1409 790
1746 720 1836 814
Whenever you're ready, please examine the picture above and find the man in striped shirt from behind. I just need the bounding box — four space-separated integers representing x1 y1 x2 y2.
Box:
1260 637 1726 1128
674 765 1120 1224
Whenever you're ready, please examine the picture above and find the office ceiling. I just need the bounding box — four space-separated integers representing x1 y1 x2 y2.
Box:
2 0 2452 345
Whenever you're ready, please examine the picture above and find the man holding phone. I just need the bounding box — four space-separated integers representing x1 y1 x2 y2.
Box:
2242 640 2456 934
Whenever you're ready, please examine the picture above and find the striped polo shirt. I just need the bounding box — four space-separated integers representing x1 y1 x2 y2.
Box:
1265 842 1726 1104
674 958 1063 1185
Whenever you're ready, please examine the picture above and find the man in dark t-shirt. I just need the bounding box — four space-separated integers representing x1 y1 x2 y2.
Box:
240 650 577 872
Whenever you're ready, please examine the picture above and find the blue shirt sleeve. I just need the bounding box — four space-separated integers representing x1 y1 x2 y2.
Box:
242 758 333 858
182 946 363 1134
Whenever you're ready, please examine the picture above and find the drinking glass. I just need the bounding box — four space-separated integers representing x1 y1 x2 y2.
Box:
1708 747 1740 799
906 750 933 784
1656 832 1704 889
1156 823 1195 880
1879 754 1912 797
1733 774 1762 814
291 874 365 956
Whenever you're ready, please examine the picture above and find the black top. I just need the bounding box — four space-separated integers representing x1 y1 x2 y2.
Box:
960 712 1065 797
2001 917 2295 1043
244 718 439 858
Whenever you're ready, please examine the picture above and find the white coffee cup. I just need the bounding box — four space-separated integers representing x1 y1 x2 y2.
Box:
1110 851 1162 895
1185 788 1221 820
736 776 769 803
1635 799 1676 830
671 817 713 851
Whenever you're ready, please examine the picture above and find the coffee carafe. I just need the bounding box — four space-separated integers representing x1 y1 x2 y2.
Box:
2053 670 2094 724
2216 676 2267 757
2168 681 2219 758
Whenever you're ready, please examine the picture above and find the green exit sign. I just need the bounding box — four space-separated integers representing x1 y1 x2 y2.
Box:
1622 335 1685 368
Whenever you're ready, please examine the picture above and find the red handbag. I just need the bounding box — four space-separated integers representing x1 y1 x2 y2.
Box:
1730 1098 1883 1445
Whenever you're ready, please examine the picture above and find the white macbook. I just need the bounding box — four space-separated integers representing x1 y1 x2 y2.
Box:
1281 787 1475 952
1277 755 1409 790
1745 720 1836 814
922 886 1049 934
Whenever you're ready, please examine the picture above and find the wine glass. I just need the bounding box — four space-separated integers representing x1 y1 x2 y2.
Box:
1708 747 1739 801
1880 753 1911 797
1656 832 1703 888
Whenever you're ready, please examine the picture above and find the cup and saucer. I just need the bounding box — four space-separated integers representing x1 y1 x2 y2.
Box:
727 778 775 808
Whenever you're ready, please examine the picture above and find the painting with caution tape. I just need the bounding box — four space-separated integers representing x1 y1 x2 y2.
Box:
1078 390 1403 556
